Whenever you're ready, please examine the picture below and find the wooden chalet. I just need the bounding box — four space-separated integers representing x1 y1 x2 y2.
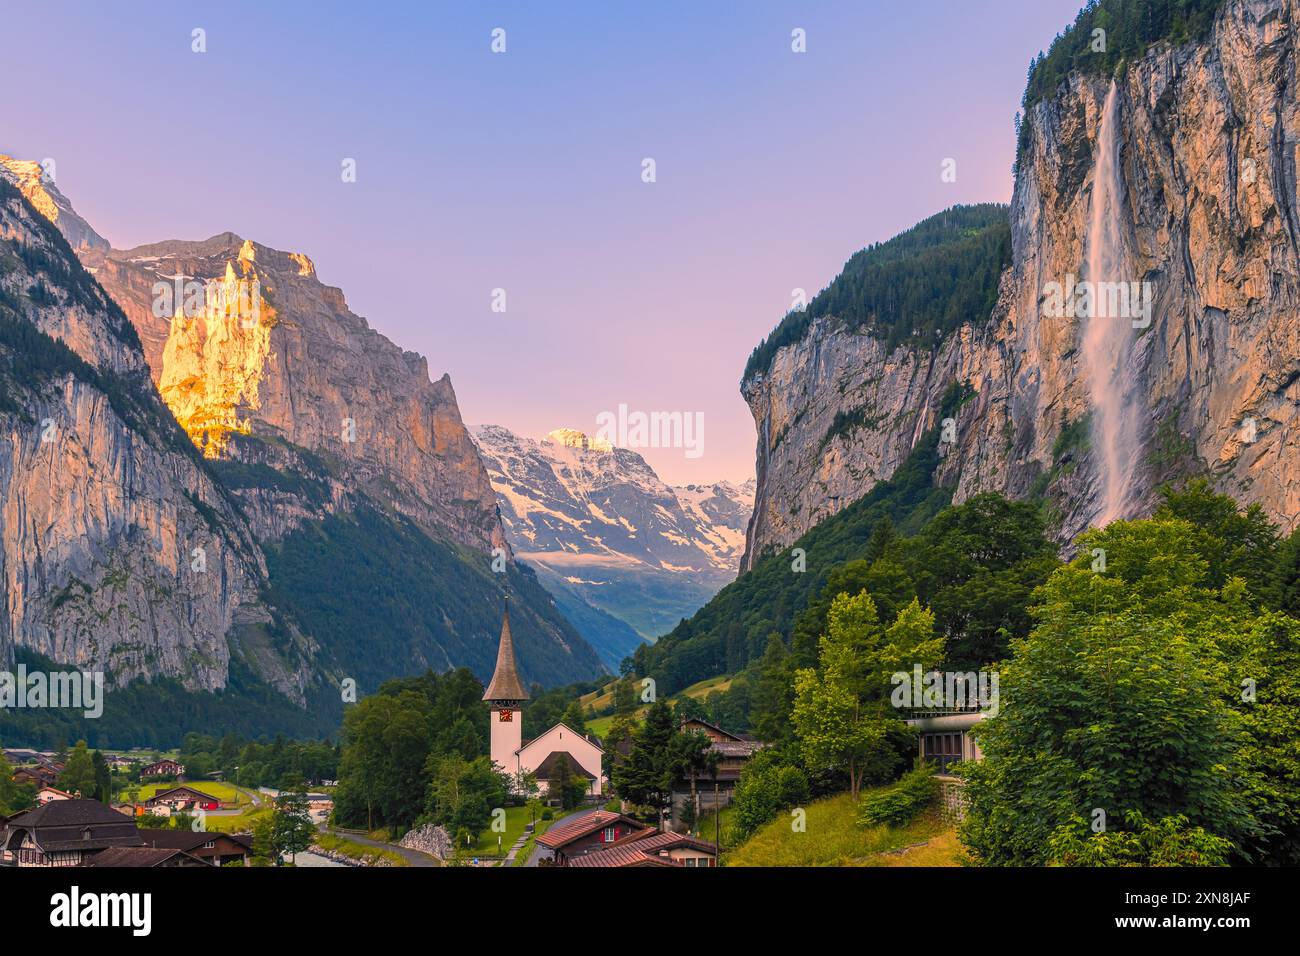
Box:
0 799 143 867
140 829 253 866
534 810 651 865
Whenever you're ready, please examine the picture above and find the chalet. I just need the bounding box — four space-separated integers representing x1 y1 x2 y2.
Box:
533 810 652 865
559 828 718 867
671 717 766 823
144 786 219 812
0 800 143 867
80 847 208 868
139 759 185 779
2 748 44 765
12 765 59 789
36 786 74 805
140 830 254 866
566 844 680 867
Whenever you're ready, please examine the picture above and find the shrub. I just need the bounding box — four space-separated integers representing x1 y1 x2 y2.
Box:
858 766 938 828
732 750 810 838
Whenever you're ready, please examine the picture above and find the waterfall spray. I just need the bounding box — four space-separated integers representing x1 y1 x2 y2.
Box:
1081 81 1139 528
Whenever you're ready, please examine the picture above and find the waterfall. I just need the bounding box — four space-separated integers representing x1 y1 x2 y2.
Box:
1081 81 1138 528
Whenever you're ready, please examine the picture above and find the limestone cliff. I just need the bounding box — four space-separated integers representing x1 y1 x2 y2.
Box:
742 0 1300 566
80 235 505 553
0 176 311 697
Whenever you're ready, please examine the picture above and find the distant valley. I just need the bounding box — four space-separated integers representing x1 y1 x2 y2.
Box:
472 424 754 669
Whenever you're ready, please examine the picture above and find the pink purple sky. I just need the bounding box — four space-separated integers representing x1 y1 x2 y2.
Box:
1 0 1083 484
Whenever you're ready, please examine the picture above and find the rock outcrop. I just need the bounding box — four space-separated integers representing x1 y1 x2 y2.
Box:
742 0 1300 566
0 176 310 697
80 235 505 552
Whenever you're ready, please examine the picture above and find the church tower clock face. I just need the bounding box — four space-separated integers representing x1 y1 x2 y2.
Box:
498 709 513 722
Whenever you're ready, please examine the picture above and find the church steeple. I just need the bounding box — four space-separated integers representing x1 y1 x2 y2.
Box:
483 596 529 704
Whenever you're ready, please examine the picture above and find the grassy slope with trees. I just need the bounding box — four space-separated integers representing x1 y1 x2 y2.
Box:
742 203 1010 382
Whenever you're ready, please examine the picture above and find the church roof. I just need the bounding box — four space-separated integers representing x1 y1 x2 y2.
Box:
483 602 529 702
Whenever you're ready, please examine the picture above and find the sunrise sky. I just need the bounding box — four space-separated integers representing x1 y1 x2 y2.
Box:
1 0 1084 484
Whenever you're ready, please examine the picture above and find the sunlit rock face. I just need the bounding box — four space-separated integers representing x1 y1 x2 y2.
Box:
743 0 1300 566
0 154 110 253
0 177 311 698
82 234 505 552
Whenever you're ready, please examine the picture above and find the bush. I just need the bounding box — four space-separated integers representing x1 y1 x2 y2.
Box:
732 750 810 838
858 766 938 828
1046 811 1234 867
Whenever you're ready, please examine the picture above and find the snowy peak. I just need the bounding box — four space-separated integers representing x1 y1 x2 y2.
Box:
546 427 613 453
472 424 753 574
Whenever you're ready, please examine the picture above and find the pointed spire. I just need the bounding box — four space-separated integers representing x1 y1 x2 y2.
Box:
483 594 529 702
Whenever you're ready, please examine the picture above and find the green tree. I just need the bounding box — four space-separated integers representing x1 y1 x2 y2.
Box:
611 700 689 819
91 750 112 802
792 593 942 798
749 635 793 744
272 791 315 864
58 740 97 798
960 519 1260 866
560 700 588 734
732 748 810 837
425 755 508 841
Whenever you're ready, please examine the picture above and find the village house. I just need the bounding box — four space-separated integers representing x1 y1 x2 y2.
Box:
484 600 605 797
905 708 986 774
80 846 208 867
36 786 74 805
0 799 144 867
139 758 185 779
140 829 253 866
670 717 765 824
533 810 652 865
143 786 220 813
12 765 60 790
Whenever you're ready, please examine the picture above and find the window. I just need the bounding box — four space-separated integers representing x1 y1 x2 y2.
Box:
203 841 216 849
602 828 617 842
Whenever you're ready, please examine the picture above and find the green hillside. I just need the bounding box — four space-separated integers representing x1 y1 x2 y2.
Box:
743 203 1010 381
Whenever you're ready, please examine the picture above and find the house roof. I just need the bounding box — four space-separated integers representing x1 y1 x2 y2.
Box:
567 845 681 867
141 830 253 852
482 602 529 702
2 799 143 853
536 811 648 850
614 830 717 854
144 786 215 803
518 721 604 757
532 751 596 782
681 717 744 741
81 846 204 867
38 786 75 799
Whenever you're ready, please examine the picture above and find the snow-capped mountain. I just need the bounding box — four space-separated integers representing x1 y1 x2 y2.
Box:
472 424 755 667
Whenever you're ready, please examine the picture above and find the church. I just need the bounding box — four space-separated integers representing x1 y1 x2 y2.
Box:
484 603 605 797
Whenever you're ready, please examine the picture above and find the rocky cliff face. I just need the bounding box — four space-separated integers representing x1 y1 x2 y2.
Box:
743 0 1300 565
0 176 311 698
80 235 505 552
0 164 602 712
